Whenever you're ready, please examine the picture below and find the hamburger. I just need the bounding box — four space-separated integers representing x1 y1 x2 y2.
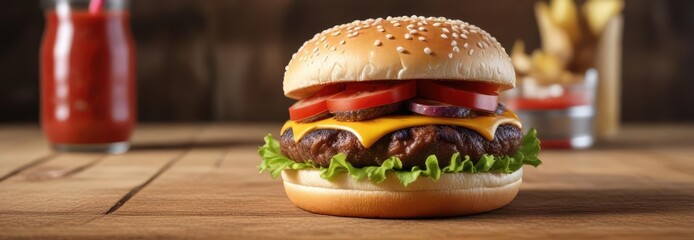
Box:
259 16 541 218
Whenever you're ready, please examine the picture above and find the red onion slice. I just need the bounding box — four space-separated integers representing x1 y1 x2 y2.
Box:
408 99 506 118
408 99 479 118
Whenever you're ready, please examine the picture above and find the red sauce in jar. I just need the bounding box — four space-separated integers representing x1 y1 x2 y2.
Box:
40 10 136 144
507 92 589 110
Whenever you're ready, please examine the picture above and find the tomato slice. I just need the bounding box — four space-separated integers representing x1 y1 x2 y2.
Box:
288 85 344 121
449 81 500 95
326 81 416 112
417 81 499 112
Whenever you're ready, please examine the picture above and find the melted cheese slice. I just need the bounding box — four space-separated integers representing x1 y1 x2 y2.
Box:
281 110 522 148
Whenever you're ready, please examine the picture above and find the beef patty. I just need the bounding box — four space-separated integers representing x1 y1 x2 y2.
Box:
279 124 522 168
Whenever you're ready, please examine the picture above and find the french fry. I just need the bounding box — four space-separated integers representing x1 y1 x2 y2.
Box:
583 0 624 36
535 1 573 66
557 70 582 85
549 0 582 45
530 49 563 85
511 40 532 75
510 0 624 129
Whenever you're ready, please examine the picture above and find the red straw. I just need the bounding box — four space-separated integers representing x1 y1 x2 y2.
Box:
89 0 104 14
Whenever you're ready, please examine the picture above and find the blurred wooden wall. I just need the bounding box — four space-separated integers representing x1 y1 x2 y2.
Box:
1 0 693 122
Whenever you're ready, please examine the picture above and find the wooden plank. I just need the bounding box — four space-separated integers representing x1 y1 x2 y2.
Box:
0 152 184 214
109 124 278 216
0 125 203 230
14 126 689 238
0 125 44 145
598 124 694 149
108 146 287 216
1 124 694 239
0 126 54 182
2 213 692 239
526 149 694 189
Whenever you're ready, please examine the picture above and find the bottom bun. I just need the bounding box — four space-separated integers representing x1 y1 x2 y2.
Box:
281 168 523 218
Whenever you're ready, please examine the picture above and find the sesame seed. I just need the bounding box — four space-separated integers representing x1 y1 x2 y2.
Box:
451 40 457 46
320 36 326 41
463 43 469 48
442 28 450 33
354 27 362 31
417 22 424 26
477 42 484 48
470 29 478 33
424 47 432 55
404 33 412 40
409 29 417 34
462 30 469 34
393 22 401 27
453 46 460 52
374 40 382 46
418 26 426 31
460 34 468 39
340 40 346 45
433 22 442 27
332 32 340 36
313 47 318 53
330 46 337 51
452 33 459 38
418 36 426 41
386 34 394 39
350 32 359 37
468 49 475 56
448 53 453 59
440 34 448 39
407 24 415 30
397 46 406 53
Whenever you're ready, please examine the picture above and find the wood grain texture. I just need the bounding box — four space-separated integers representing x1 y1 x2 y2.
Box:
0 126 53 181
1 124 693 239
0 124 201 229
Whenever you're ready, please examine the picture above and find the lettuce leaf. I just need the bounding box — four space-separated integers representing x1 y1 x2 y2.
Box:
258 129 542 186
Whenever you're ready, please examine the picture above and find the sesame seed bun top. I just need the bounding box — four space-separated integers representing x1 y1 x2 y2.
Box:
283 16 516 99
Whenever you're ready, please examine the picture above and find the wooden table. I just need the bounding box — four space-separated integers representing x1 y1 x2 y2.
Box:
1 124 693 239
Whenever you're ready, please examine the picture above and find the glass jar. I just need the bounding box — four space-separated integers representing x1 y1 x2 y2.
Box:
40 0 136 153
504 69 598 149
